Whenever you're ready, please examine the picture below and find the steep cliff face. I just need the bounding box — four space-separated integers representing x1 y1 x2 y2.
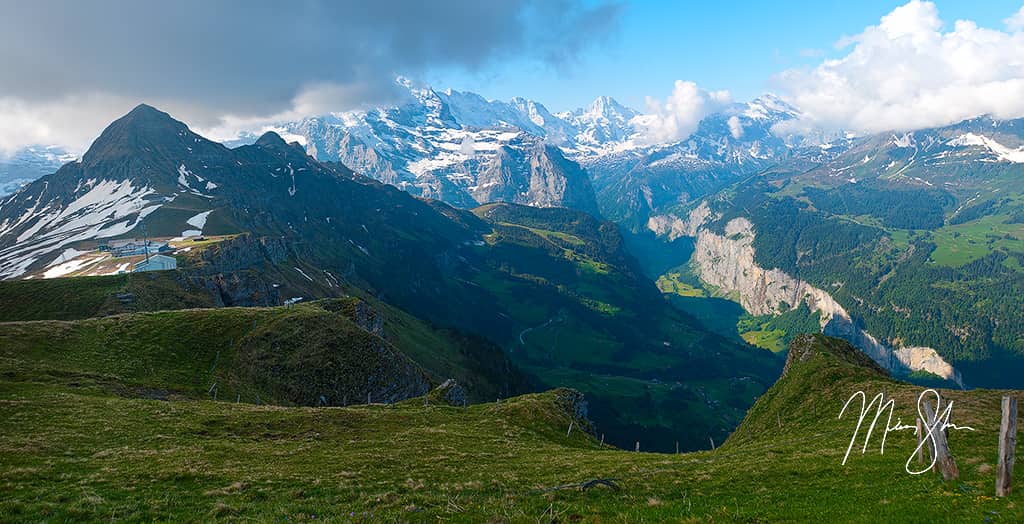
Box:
647 201 712 239
471 139 600 216
692 218 846 317
685 215 962 385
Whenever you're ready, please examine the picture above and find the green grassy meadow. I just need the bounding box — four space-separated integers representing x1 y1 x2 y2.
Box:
927 215 1024 267
1 334 1021 522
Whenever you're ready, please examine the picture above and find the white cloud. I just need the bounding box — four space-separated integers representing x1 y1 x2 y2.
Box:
0 94 137 157
633 80 731 144
774 1 1024 136
1006 6 1024 31
0 1 622 154
727 116 744 139
195 81 401 144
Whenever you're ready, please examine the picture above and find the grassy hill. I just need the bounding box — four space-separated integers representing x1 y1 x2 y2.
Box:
0 271 215 322
2 333 1021 521
0 298 525 405
0 200 782 452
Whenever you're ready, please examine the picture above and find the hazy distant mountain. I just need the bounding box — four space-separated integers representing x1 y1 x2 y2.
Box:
0 146 75 196
784 115 1024 193
0 84 816 222
581 95 813 226
11 83 1021 234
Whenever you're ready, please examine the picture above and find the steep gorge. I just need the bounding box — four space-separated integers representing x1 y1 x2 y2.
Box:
650 210 963 385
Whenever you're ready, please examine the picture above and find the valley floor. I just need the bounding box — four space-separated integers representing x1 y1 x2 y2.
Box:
2 337 1023 523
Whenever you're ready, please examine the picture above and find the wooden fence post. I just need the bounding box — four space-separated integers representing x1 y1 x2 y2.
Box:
709 437 716 451
635 441 640 452
916 418 925 465
997 396 1017 497
923 399 959 481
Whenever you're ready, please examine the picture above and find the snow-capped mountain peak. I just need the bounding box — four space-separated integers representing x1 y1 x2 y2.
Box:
582 95 638 121
740 93 800 121
563 96 642 151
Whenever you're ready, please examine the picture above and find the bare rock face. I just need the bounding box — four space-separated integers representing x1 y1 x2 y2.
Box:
470 138 600 216
693 217 847 318
894 347 960 382
689 216 962 385
647 202 712 240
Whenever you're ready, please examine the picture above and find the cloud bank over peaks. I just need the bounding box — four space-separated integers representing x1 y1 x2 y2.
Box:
632 80 732 145
773 0 1024 136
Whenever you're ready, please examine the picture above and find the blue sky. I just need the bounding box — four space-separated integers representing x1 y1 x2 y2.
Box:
428 0 1024 112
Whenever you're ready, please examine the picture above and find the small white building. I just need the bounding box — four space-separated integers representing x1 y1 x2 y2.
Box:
131 254 177 273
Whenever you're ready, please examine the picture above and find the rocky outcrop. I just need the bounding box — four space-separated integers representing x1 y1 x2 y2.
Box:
197 272 282 308
185 234 299 307
554 388 595 436
196 235 293 274
426 379 468 406
647 202 711 239
894 347 959 382
321 297 385 337
783 334 888 379
686 216 962 385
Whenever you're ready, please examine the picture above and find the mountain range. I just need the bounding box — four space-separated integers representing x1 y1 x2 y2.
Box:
1 94 1021 524
225 82 1023 390
3 82 1024 400
233 81 811 226
0 104 784 451
0 82 811 220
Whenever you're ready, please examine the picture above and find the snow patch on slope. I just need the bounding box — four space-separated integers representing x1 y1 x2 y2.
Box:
948 133 1024 163
0 179 161 279
186 210 212 230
